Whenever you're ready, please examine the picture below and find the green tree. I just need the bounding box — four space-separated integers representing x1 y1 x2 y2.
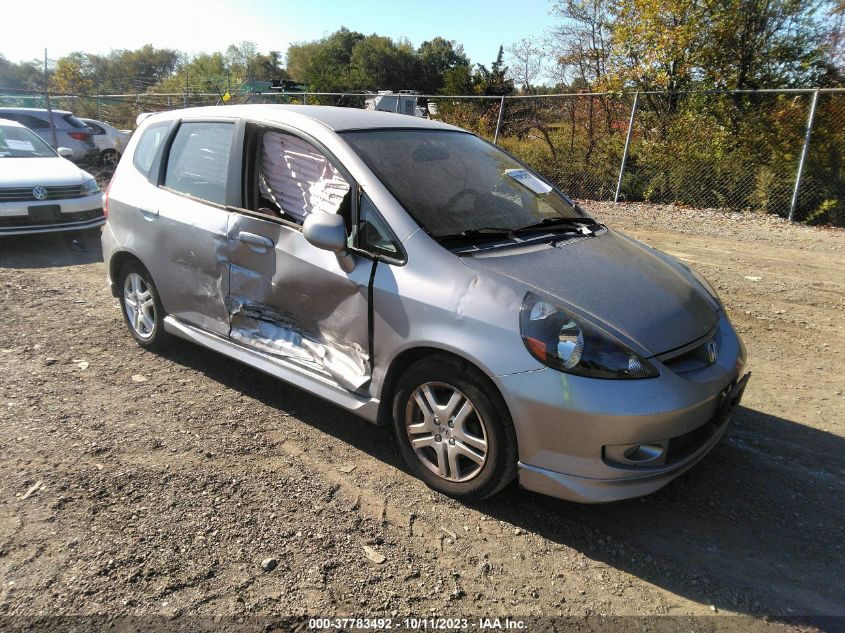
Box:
609 0 703 96
474 46 514 96
0 55 42 90
53 53 94 94
700 0 833 90
286 27 365 91
441 63 475 94
254 51 287 82
349 35 418 90
417 37 470 94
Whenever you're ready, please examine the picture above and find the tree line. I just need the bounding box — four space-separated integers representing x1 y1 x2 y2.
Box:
0 34 513 97
0 0 841 97
0 0 842 223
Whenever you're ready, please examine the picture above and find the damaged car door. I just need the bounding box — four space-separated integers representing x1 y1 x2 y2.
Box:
226 126 374 393
152 120 235 336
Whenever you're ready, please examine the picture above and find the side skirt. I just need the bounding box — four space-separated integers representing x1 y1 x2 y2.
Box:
163 316 380 423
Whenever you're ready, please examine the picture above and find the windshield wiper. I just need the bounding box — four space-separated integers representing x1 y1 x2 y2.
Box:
436 217 603 246
436 227 516 244
511 216 601 235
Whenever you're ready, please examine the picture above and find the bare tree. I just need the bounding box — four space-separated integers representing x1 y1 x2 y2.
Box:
506 39 556 159
547 0 613 88
507 37 546 93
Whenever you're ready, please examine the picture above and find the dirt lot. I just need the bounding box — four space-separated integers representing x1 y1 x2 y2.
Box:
0 191 843 631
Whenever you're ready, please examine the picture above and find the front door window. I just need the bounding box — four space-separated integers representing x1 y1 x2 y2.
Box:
257 131 350 224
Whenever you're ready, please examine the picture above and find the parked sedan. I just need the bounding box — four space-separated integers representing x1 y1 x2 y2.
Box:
0 118 104 236
0 107 98 163
102 105 749 503
81 118 131 166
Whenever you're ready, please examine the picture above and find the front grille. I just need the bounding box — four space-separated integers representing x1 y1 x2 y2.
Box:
0 185 84 202
661 328 721 374
0 208 103 228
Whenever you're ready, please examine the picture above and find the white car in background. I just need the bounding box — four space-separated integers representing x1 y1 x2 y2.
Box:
81 118 132 166
0 118 104 236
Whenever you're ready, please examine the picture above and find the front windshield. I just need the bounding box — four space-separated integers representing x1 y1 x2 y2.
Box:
341 129 582 238
0 123 56 158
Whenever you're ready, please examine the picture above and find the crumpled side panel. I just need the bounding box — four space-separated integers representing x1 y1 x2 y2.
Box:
228 297 370 392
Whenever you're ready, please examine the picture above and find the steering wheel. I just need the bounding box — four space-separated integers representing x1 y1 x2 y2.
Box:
444 188 483 213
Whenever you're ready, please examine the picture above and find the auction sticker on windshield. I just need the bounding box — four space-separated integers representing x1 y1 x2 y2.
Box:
505 168 553 195
6 139 35 151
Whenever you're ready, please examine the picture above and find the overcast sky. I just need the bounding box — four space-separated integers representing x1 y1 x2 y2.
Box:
2 0 554 71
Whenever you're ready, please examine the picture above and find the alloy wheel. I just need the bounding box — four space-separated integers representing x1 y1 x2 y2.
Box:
405 382 488 482
123 272 156 339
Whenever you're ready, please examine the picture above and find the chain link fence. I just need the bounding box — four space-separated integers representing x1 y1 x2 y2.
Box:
2 88 843 224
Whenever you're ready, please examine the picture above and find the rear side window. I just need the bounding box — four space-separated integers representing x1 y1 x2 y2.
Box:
62 114 88 129
133 121 170 176
164 122 234 206
86 122 106 135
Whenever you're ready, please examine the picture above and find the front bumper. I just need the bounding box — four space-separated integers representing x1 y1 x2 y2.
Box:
0 193 104 236
496 313 748 503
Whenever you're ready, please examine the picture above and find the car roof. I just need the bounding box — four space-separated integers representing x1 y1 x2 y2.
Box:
0 107 73 115
148 104 463 133
0 117 25 127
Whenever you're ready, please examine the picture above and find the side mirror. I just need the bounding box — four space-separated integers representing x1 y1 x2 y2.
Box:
57 147 73 158
302 212 355 273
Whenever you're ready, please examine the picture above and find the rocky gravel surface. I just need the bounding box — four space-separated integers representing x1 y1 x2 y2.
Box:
0 197 842 632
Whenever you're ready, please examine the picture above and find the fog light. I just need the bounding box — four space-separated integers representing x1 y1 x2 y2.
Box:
623 444 664 462
604 441 668 467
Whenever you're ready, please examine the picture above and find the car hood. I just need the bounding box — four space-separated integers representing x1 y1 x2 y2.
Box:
0 157 90 187
460 230 718 356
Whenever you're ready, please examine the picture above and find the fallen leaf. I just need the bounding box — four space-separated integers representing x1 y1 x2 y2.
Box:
363 545 386 564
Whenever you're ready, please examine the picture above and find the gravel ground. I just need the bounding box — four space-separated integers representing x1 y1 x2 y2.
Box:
0 183 843 631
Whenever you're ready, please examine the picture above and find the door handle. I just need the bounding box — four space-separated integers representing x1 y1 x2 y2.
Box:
237 231 274 249
139 207 159 219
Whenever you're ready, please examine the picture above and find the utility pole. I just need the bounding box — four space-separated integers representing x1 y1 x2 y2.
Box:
43 49 58 149
184 69 189 107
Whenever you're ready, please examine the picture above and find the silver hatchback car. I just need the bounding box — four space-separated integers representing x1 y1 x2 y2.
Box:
102 105 749 503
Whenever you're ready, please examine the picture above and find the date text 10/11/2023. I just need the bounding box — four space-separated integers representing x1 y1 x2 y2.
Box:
308 617 527 630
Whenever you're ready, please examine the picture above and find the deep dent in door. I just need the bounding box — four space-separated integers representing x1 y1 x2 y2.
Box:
226 264 371 394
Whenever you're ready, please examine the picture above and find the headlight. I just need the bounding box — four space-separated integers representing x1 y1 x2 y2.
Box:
519 292 658 379
81 178 99 195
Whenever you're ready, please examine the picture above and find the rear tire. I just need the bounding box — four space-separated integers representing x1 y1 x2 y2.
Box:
392 354 518 500
118 261 171 351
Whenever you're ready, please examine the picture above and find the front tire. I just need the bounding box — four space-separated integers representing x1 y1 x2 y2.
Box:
392 354 518 500
118 261 170 350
